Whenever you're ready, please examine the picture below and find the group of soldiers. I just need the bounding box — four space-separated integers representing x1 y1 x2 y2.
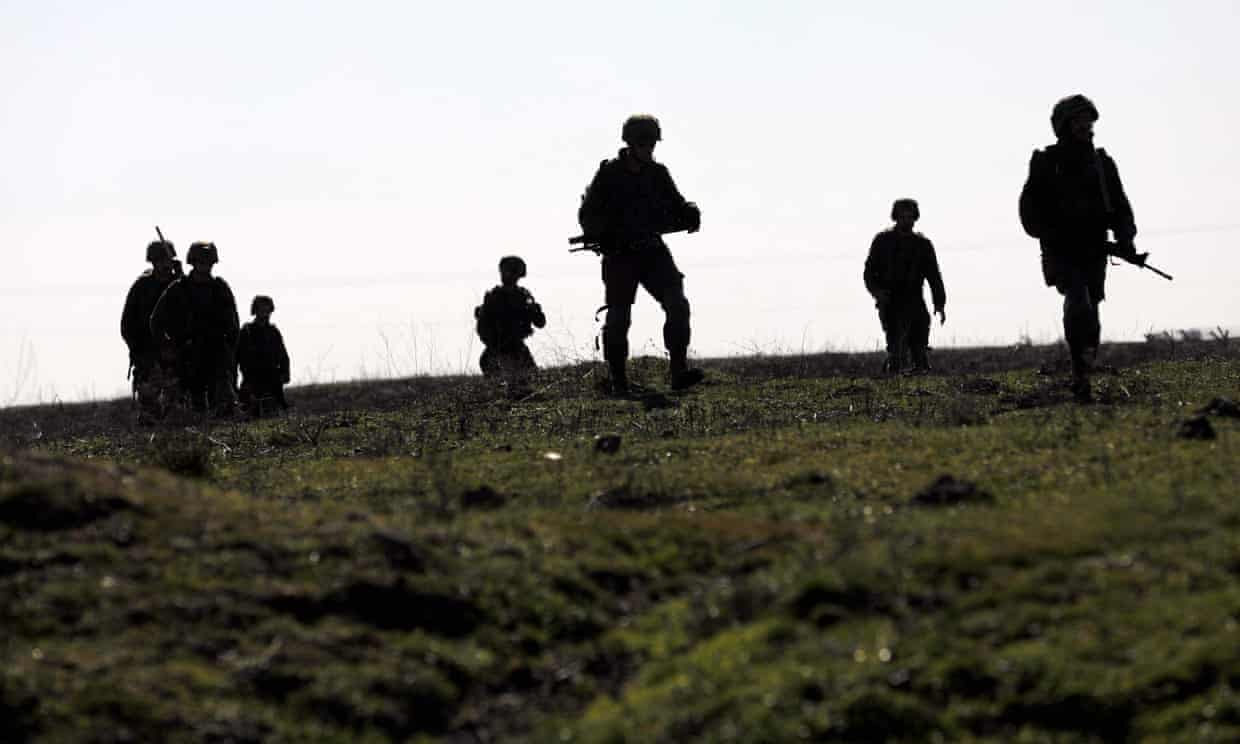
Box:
123 92 1154 415
121 240 290 418
475 93 1156 403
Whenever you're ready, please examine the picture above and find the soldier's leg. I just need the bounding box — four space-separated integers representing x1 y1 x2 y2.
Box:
880 300 911 373
641 246 700 389
908 298 932 371
209 353 238 416
1058 271 1097 401
602 255 640 392
877 304 899 373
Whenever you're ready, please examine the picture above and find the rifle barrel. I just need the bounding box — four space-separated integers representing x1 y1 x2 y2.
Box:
1144 263 1173 281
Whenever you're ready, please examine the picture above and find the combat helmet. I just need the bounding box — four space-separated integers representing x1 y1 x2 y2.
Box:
146 240 176 263
187 241 219 266
251 295 275 315
498 255 527 278
1051 94 1099 138
622 114 662 145
891 198 920 221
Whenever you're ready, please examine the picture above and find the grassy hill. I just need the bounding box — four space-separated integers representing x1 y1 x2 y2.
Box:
2 340 1239 742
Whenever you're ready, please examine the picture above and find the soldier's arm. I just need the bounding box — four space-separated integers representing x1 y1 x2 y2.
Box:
235 326 251 372
218 280 241 347
526 290 547 329
863 235 887 298
1100 150 1137 244
924 239 947 312
658 165 700 233
275 328 291 383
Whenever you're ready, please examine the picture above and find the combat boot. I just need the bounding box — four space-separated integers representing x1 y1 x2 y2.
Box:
669 352 704 391
608 360 630 396
1070 347 1095 404
910 347 931 375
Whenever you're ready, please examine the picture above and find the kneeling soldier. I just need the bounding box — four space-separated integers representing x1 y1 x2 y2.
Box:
475 255 546 380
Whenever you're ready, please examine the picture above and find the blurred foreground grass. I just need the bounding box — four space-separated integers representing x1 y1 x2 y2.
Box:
2 342 1239 742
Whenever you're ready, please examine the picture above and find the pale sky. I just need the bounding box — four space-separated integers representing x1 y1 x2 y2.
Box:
3 1 1237 405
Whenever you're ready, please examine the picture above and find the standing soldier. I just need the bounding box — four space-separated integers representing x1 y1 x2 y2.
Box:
121 239 182 413
474 256 546 380
578 114 704 394
1019 94 1147 402
236 295 291 416
150 241 240 414
864 199 946 374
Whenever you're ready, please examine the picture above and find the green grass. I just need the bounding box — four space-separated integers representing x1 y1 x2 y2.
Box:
2 342 1239 742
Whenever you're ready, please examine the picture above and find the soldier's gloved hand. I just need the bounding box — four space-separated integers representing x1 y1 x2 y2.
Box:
935 306 947 325
1113 241 1147 266
684 202 701 234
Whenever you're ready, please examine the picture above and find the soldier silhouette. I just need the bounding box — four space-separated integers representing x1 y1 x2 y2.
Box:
149 241 240 414
121 239 182 416
1020 94 1147 402
475 256 545 381
864 199 946 374
236 295 290 416
578 114 704 394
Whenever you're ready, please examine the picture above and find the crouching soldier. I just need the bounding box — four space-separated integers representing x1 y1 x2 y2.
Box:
121 239 182 415
150 241 240 414
864 198 947 374
236 295 290 416
475 256 546 380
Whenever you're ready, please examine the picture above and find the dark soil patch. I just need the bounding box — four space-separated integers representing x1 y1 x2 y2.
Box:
264 579 483 637
910 475 994 507
0 480 134 531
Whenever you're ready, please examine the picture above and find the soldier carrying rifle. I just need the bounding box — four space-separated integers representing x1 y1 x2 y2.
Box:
576 114 704 395
1020 94 1168 402
121 237 182 415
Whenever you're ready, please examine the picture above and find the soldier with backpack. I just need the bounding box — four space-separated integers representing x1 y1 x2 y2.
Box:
150 241 240 414
577 114 704 394
1019 94 1148 402
121 239 182 413
475 256 546 381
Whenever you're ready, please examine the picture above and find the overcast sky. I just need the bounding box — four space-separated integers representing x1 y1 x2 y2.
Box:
3 1 1237 405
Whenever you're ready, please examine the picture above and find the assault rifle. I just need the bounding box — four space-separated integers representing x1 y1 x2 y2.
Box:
155 225 184 278
569 204 702 254
1107 242 1172 281
567 226 694 254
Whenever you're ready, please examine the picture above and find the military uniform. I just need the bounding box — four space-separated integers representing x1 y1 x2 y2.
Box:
237 320 290 415
475 283 545 378
864 227 946 372
150 271 240 413
121 241 181 414
578 141 701 391
121 269 178 398
1019 95 1137 398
